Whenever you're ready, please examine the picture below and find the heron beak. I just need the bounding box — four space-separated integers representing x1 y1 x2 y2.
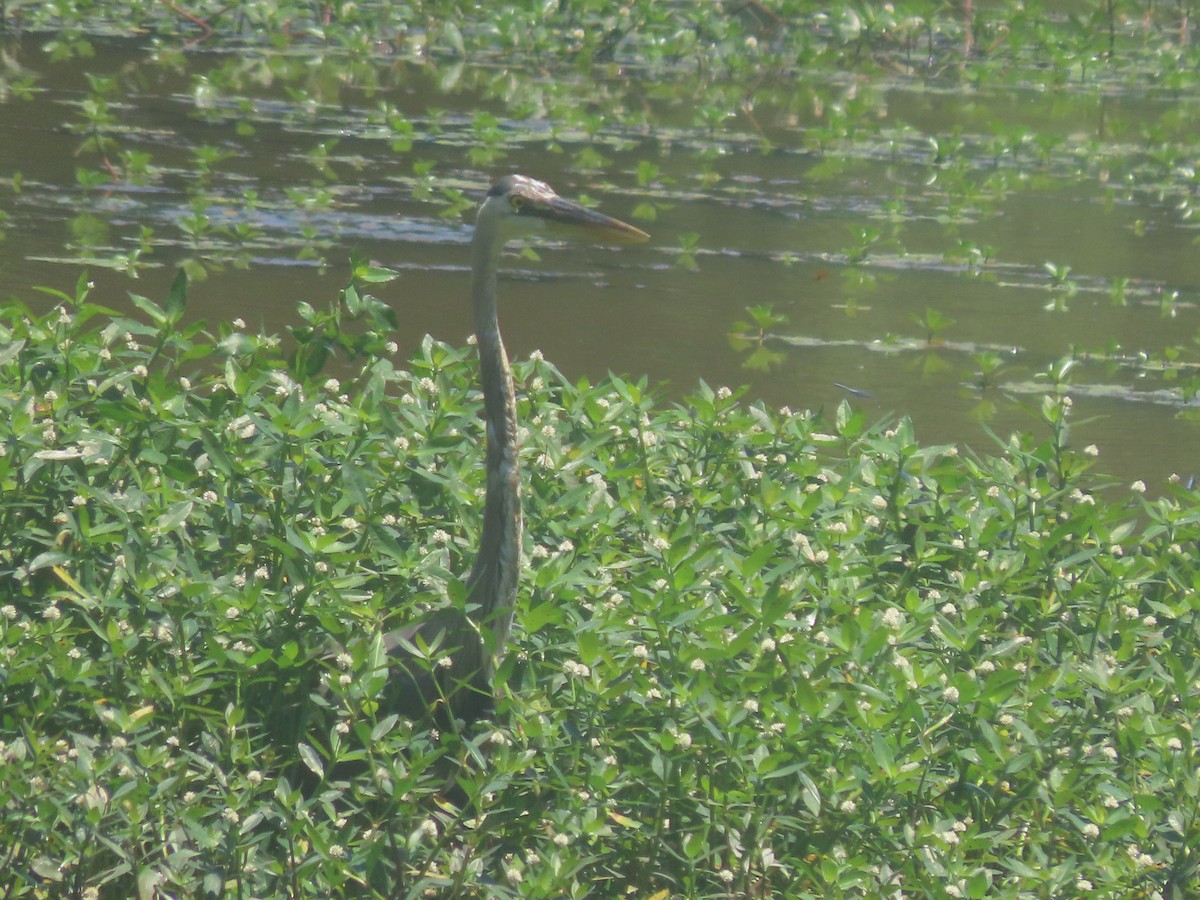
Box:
535 195 651 244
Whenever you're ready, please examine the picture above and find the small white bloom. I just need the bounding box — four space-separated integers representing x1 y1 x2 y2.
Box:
563 661 590 678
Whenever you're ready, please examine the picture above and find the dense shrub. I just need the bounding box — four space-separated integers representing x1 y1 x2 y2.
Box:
1 272 1197 897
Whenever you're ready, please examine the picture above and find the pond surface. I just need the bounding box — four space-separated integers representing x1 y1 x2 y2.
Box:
1 35 1198 487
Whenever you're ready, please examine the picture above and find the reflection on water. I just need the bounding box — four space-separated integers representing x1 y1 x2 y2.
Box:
0 36 1198 486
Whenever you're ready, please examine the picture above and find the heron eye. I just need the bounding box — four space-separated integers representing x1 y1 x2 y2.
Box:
510 195 525 212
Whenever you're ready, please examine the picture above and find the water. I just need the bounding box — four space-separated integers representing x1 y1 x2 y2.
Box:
1 35 1198 487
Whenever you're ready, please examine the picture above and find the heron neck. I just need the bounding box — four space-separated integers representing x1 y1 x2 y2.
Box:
466 225 521 648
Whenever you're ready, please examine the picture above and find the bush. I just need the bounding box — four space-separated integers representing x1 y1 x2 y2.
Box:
1 271 1197 897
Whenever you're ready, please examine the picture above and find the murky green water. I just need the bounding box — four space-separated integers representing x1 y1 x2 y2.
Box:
2 36 1198 486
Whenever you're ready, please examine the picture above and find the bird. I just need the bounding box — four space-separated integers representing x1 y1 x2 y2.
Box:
378 175 649 727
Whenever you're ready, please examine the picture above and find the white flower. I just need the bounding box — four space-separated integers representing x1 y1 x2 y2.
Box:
1130 480 1147 494
839 799 856 813
943 686 960 703
1081 822 1099 839
1083 444 1099 457
563 661 590 678
632 644 649 660
689 658 706 672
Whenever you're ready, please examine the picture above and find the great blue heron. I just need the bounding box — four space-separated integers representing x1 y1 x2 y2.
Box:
380 175 649 726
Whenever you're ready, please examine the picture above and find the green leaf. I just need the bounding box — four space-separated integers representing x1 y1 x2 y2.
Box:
164 269 188 324
156 501 194 532
297 742 324 779
128 292 167 325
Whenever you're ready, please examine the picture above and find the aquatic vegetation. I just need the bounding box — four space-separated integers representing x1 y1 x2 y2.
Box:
1 273 1198 896
1 5 1200 894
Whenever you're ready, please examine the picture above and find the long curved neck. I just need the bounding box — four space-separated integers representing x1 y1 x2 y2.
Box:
466 217 522 655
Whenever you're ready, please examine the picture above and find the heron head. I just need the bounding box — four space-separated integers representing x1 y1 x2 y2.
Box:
479 174 650 245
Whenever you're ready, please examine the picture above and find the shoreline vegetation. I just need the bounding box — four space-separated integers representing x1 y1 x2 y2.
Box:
2 3 1200 897
2 268 1197 897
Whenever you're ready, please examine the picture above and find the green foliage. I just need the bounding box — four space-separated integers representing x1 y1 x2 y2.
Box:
1 274 1199 897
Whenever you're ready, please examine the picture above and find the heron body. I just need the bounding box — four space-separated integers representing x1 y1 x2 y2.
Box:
382 175 649 724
